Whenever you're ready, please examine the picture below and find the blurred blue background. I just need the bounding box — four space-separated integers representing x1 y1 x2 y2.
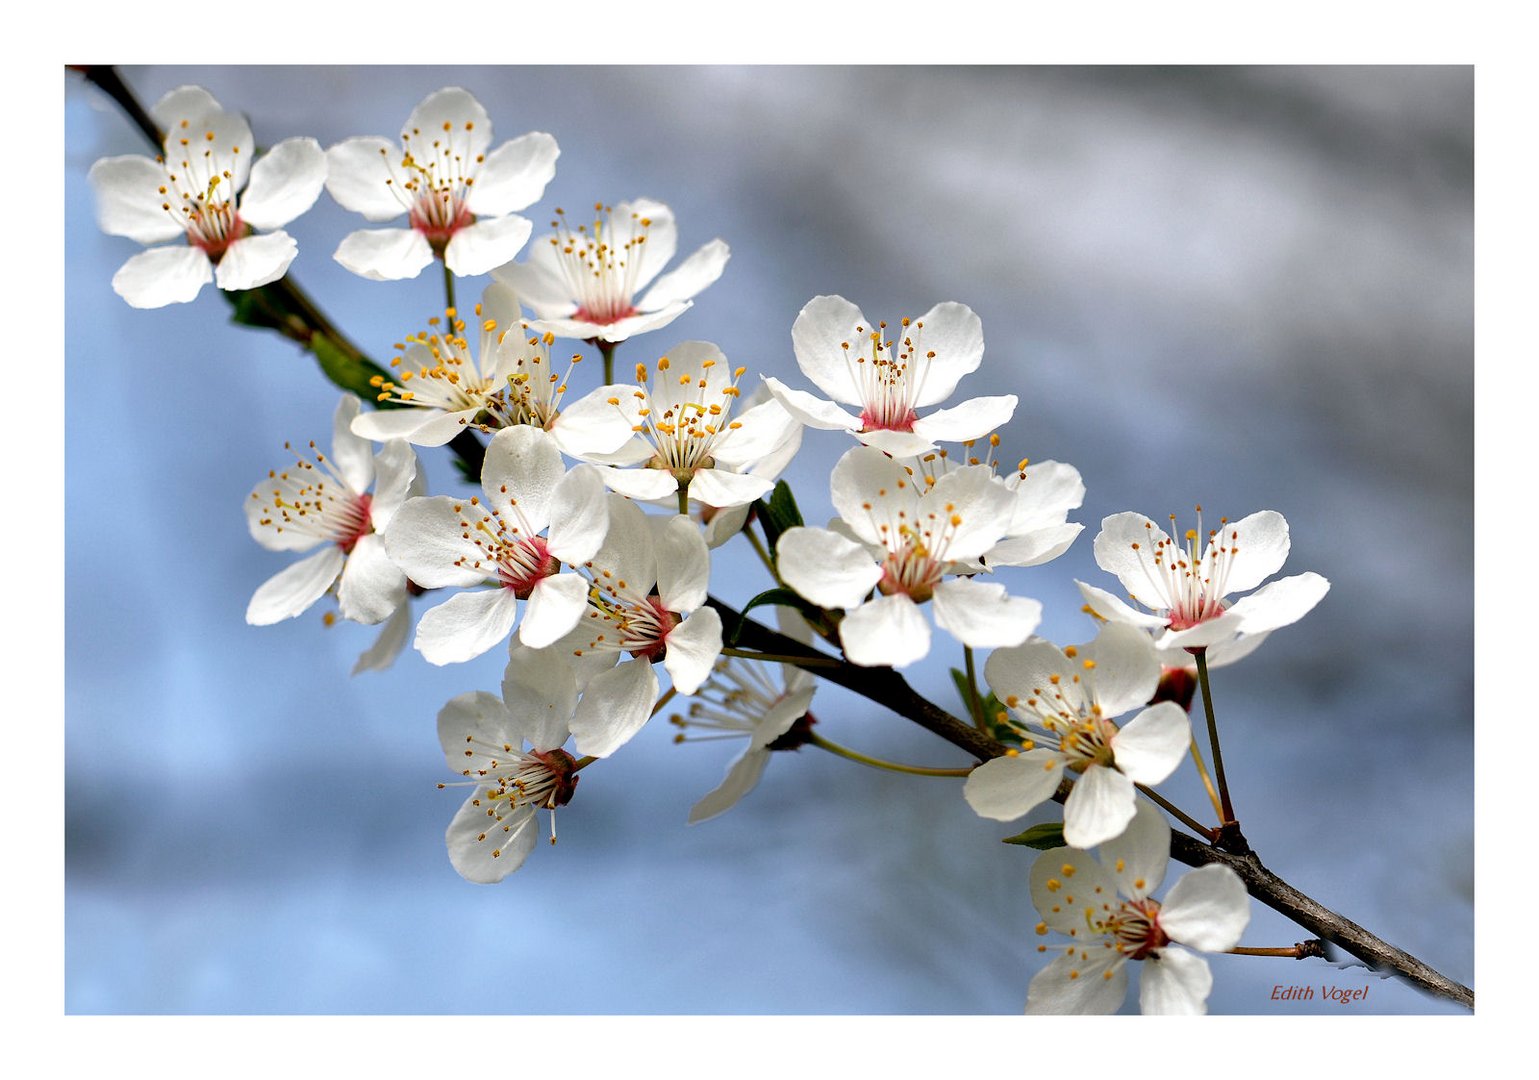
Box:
65 65 1472 1014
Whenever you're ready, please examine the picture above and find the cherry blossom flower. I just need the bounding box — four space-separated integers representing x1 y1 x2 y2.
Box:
89 86 326 308
1025 802 1250 1014
692 384 803 548
493 199 728 343
910 441 1085 571
558 496 724 758
964 623 1190 848
1077 508 1330 651
325 88 557 280
672 610 818 823
776 446 1041 668
579 342 802 509
436 645 586 883
349 283 635 456
763 295 1017 457
383 426 609 664
245 396 417 626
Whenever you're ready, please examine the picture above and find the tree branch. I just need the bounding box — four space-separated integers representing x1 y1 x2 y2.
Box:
715 597 1473 1009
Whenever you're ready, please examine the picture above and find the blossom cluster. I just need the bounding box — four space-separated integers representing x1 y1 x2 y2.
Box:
92 82 1337 1015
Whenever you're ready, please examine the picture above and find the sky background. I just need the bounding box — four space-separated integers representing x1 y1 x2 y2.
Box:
65 65 1472 1014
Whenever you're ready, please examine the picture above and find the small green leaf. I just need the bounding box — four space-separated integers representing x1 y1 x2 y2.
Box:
310 332 394 403
756 480 805 552
728 587 819 646
950 667 974 715
1002 823 1065 850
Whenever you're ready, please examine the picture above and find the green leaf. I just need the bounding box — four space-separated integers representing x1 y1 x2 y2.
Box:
950 667 975 716
755 480 805 552
310 332 394 403
1002 823 1065 850
727 587 819 646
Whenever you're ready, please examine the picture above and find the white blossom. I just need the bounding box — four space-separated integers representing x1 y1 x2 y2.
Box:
384 426 609 664
777 446 1041 667
1025 802 1250 1014
89 86 326 308
763 295 1017 457
326 88 557 280
494 199 728 343
1078 508 1330 651
245 396 416 627
437 646 585 883
964 623 1190 848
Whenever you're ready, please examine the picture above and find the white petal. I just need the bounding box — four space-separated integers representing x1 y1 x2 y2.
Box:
480 425 564 531
111 245 211 308
1110 702 1191 785
1155 609 1246 651
1093 512 1177 610
245 547 344 625
984 523 1084 569
924 465 1016 563
662 607 723 694
962 751 1064 822
855 428 939 457
445 790 537 883
1029 842 1122 934
492 240 577 314
687 468 774 509
706 397 800 472
406 88 493 162
1226 571 1330 633
1062 764 1136 849
777 526 880 609
545 465 609 564
790 295 870 405
352 602 412 675
1220 510 1291 595
531 303 691 344
444 215 534 277
502 644 578 751
910 394 1017 444
1139 948 1213 1015
761 377 863 432
87 155 183 243
839 593 931 668
551 384 648 458
688 749 770 824
414 588 522 665
367 440 418 532
518 573 590 649
1201 629 1272 669
382 496 492 588
594 465 679 501
983 638 1080 717
1026 949 1128 1015
616 197 678 294
654 514 711 613
437 690 514 767
1098 800 1171 901
588 496 656 595
569 658 659 758
1159 865 1251 952
1083 622 1163 718
1075 579 1168 630
905 301 985 407
1006 460 1086 534
327 395 373 494
334 227 434 281
324 136 406 220
150 86 225 130
930 578 1041 649
703 504 750 548
350 407 446 444
637 239 730 310
828 445 916 540
336 533 407 625
214 231 297 292
468 132 560 216
239 137 326 230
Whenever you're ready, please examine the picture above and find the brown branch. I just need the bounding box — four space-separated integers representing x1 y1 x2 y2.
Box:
716 597 1473 1009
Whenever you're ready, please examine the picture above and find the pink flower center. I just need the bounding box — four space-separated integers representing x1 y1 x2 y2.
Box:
573 302 639 325
411 197 475 252
860 405 919 432
186 207 244 260
335 493 374 555
627 596 681 660
1108 898 1169 961
496 536 559 599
